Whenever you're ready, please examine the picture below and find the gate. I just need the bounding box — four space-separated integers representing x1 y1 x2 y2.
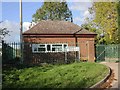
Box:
95 45 105 62
95 44 120 62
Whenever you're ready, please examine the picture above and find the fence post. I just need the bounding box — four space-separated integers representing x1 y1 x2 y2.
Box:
64 47 67 63
65 51 67 63
0 41 3 90
2 40 4 62
20 42 24 64
75 42 79 62
2 40 4 48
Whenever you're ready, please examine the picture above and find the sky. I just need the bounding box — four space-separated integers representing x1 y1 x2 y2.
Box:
1 1 92 42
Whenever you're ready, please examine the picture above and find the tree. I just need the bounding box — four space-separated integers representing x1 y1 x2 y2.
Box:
86 2 120 44
117 1 120 44
81 18 102 44
32 1 73 22
0 21 9 41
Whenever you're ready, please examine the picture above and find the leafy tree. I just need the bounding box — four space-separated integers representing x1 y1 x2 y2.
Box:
32 1 73 22
81 19 102 44
85 2 120 44
0 21 9 41
117 1 120 44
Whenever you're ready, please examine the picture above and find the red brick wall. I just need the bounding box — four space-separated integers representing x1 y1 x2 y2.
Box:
24 37 76 46
23 36 95 63
77 37 95 62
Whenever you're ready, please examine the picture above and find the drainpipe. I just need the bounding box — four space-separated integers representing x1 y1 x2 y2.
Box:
73 29 82 62
76 36 79 61
74 35 79 62
75 36 78 47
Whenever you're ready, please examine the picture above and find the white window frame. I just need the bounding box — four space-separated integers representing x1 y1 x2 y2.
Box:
32 43 68 53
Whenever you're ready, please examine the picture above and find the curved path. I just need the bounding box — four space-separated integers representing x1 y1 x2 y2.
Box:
100 62 119 89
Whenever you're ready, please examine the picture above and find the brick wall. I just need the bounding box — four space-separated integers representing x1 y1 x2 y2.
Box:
77 37 95 62
23 36 95 64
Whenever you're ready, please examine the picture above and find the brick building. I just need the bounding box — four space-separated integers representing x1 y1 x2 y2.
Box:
23 20 96 64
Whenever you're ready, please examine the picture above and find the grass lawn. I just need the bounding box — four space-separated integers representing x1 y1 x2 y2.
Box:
3 62 109 88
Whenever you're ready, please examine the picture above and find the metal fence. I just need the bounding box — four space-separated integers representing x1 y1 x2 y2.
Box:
2 41 85 65
3 41 120 65
95 44 120 62
95 45 105 62
2 41 21 64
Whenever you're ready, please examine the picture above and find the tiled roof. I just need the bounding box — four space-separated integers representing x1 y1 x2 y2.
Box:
23 20 96 35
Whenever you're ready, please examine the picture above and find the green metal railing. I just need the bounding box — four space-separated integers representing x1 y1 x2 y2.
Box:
2 41 21 64
2 40 120 64
95 44 120 62
95 45 105 62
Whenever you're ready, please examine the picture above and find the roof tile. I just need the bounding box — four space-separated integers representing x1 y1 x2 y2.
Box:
23 20 96 35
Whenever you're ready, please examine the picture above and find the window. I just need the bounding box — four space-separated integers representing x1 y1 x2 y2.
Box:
64 44 67 48
34 47 37 52
32 44 38 52
47 45 51 51
32 44 46 52
38 45 46 52
52 45 62 52
32 43 68 53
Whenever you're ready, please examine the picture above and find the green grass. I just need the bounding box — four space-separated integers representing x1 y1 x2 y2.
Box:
3 62 109 88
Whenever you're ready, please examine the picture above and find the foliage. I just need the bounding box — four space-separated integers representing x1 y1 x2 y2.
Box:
3 62 109 88
117 1 120 44
81 19 103 44
83 2 120 44
93 2 118 44
32 1 73 22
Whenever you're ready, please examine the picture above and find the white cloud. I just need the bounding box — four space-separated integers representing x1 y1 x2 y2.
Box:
83 10 90 18
68 2 92 25
73 10 90 26
74 17 84 22
23 22 37 32
23 22 31 32
0 20 33 42
1 20 20 42
69 2 92 11
0 21 37 42
73 17 85 26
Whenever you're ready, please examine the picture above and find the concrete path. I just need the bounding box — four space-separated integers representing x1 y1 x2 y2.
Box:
100 62 119 89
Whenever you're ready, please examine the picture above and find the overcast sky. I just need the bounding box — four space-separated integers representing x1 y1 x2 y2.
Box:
1 1 92 42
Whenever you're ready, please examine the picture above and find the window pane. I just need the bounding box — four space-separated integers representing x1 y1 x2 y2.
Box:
34 48 37 51
52 44 62 51
47 45 51 51
39 45 45 47
52 48 55 51
52 45 62 47
64 45 67 48
38 48 45 51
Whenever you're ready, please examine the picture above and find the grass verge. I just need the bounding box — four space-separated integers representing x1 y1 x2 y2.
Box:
3 62 109 88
